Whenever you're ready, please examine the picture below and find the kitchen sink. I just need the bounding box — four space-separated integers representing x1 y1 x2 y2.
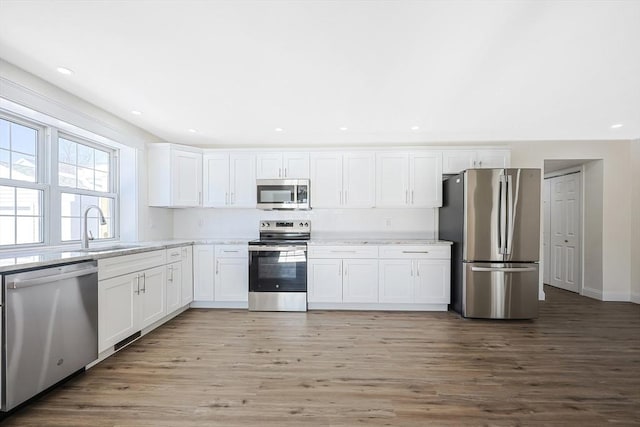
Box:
76 244 143 253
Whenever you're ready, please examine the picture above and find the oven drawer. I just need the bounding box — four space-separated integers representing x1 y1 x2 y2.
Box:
215 245 248 258
308 245 378 259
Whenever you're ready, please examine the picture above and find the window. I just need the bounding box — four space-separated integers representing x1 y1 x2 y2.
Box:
0 111 119 249
57 135 116 242
0 117 44 246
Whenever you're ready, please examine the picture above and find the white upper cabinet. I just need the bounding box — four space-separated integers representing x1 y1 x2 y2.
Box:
376 151 442 208
442 149 511 174
203 151 256 208
256 152 309 179
310 152 375 208
148 144 202 207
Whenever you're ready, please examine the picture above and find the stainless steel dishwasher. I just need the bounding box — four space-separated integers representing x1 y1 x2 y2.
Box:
1 261 98 411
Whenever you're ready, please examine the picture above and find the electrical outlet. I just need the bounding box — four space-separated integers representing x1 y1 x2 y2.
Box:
385 218 392 227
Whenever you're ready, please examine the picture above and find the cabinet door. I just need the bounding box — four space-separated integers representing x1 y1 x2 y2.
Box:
181 246 194 306
193 245 215 301
378 260 414 303
343 152 375 208
256 153 283 179
229 153 256 207
476 149 510 169
203 153 230 207
342 259 378 303
283 152 310 179
308 259 343 302
171 149 202 206
414 260 450 304
376 153 409 207
166 261 182 314
140 266 166 329
215 257 248 302
98 273 138 352
442 150 476 174
410 152 442 207
310 153 343 208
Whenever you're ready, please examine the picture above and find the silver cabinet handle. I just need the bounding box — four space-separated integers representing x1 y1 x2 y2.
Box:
223 250 239 253
216 260 219 274
410 261 414 276
405 190 409 204
135 274 140 295
411 190 414 204
141 272 146 293
198 191 202 205
471 266 537 272
284 167 287 177
171 252 180 258
338 190 342 205
278 167 282 177
402 250 429 254
168 265 174 282
417 263 420 276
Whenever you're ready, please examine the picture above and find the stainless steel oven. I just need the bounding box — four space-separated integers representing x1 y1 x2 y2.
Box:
256 179 310 210
248 221 310 311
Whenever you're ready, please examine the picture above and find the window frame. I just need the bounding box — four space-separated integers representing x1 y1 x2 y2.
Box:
0 109 121 249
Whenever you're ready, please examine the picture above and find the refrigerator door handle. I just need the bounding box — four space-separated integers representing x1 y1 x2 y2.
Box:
505 172 518 256
471 266 537 273
499 175 508 255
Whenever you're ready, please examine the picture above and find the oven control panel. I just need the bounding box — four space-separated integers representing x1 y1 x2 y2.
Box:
259 220 310 233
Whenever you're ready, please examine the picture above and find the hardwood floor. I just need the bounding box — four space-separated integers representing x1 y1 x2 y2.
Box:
3 286 639 426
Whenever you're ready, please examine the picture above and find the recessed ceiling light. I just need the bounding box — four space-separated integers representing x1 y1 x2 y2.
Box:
131 110 142 115
610 123 623 129
339 126 348 131
274 127 284 132
56 67 74 75
188 128 198 133
411 126 420 131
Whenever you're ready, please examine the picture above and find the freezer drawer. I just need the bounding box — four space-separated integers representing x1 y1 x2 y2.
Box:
463 262 539 319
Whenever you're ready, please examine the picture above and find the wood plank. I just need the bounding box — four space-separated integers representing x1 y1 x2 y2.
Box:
2 286 639 425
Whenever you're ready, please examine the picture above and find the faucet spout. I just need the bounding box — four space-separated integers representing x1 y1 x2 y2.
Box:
82 205 107 249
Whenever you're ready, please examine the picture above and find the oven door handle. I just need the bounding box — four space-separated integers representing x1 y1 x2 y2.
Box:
248 246 307 252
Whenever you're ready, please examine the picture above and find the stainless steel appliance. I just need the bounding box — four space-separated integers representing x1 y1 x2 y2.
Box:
256 179 310 210
439 168 541 319
1 261 98 411
248 220 310 311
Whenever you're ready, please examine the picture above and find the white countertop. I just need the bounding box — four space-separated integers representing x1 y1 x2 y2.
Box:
308 239 452 245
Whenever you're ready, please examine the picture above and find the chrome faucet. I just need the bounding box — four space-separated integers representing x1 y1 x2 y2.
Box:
82 205 107 249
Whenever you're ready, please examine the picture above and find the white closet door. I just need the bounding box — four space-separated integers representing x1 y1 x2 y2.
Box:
543 179 551 284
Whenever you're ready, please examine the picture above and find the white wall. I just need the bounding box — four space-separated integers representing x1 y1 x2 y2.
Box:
582 160 604 299
631 140 640 304
510 140 633 301
173 208 437 240
0 59 174 242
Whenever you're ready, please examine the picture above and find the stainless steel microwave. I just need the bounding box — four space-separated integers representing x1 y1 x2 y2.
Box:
256 179 310 210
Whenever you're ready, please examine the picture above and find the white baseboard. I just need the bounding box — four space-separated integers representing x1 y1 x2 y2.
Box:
190 301 248 309
602 291 631 302
631 292 640 304
582 287 603 300
308 302 448 311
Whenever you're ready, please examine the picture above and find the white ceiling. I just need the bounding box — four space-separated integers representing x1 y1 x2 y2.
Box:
0 0 639 146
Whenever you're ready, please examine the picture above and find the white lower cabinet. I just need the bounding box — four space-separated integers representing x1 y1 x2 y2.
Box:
166 261 182 314
342 259 379 303
414 260 450 304
98 265 166 352
308 259 343 302
193 244 248 307
378 259 414 303
180 246 194 306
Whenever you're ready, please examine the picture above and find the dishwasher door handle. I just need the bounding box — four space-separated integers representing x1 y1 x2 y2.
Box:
7 266 98 289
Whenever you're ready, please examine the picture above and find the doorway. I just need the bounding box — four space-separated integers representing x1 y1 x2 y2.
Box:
543 161 584 294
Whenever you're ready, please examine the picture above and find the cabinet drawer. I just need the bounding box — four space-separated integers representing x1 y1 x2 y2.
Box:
98 249 167 280
308 245 378 259
215 244 248 258
166 247 183 261
378 245 450 259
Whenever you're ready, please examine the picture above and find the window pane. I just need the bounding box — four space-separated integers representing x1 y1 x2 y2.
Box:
77 144 94 168
77 166 94 190
0 185 15 215
98 197 113 216
80 195 99 216
59 138 77 164
94 170 109 192
11 152 36 182
99 217 113 239
0 216 15 245
16 188 41 216
16 216 41 244
10 123 37 155
95 149 109 172
59 163 77 187
61 217 80 241
0 149 9 179
0 120 9 150
61 192 81 217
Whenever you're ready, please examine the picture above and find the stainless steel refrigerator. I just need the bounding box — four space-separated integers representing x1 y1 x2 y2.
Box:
439 168 541 319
